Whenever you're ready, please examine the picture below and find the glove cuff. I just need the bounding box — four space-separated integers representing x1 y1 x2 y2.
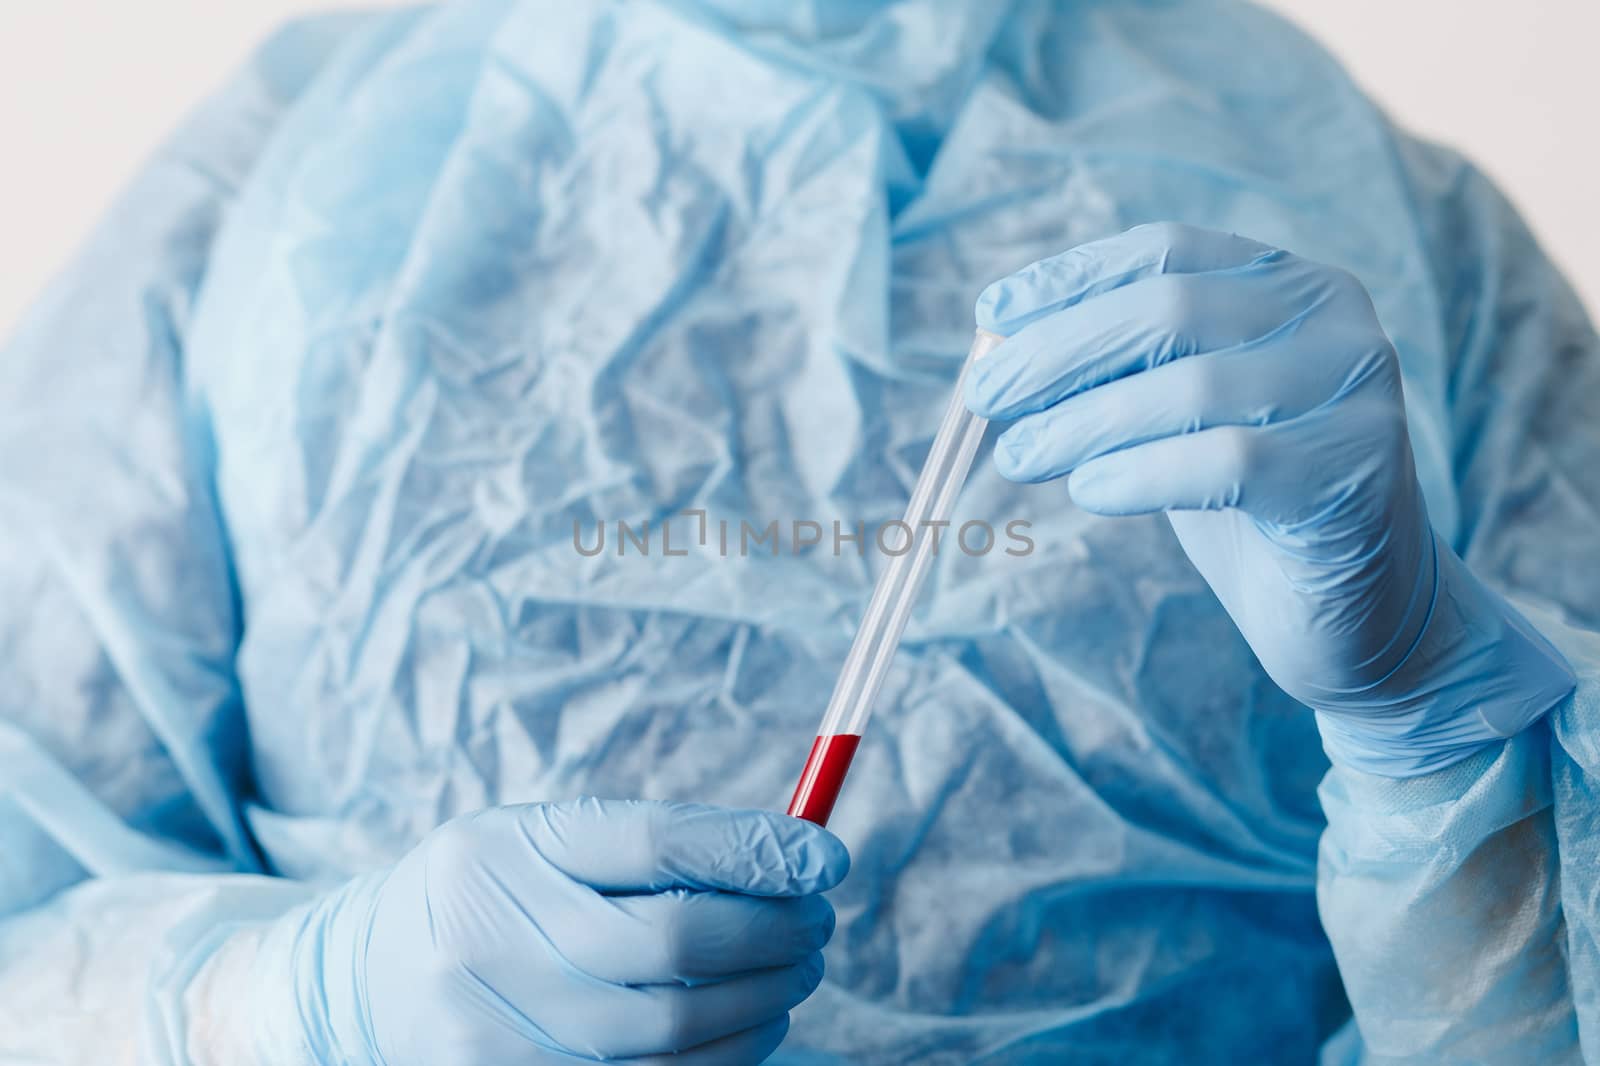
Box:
1314 533 1576 777
244 871 389 1066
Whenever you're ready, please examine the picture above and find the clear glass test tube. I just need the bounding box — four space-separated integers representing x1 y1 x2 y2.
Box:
787 328 1005 825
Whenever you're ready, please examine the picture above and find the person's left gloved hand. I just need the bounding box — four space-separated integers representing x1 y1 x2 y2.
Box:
965 222 1574 776
190 799 845 1066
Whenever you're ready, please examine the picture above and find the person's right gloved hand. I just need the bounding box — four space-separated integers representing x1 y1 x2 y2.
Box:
229 799 847 1065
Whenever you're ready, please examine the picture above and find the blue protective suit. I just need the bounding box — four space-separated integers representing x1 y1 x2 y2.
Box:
2 1 1599 1063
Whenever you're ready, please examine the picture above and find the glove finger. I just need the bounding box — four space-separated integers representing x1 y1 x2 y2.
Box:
976 221 1274 335
967 258 1324 422
548 890 836 985
574 953 823 1059
607 1017 790 1066
989 339 1361 483
514 798 850 896
1064 424 1276 516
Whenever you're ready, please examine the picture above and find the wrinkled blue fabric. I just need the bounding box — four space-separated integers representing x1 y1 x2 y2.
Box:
2 1 1599 1063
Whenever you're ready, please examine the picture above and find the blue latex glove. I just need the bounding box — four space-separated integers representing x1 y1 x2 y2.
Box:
253 799 846 1064
966 223 1575 776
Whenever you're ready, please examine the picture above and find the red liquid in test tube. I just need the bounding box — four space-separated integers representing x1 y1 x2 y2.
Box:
787 734 862 825
784 329 1003 827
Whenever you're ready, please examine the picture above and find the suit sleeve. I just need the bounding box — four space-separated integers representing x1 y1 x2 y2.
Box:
0 15 375 1064
1315 134 1600 1064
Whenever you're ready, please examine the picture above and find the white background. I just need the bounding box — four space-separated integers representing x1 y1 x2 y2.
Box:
1 1 1595 332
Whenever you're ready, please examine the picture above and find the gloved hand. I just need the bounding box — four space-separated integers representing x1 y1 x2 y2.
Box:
220 799 846 1065
965 222 1574 776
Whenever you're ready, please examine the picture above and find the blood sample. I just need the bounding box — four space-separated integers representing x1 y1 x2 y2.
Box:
785 329 1003 826
787 734 862 826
